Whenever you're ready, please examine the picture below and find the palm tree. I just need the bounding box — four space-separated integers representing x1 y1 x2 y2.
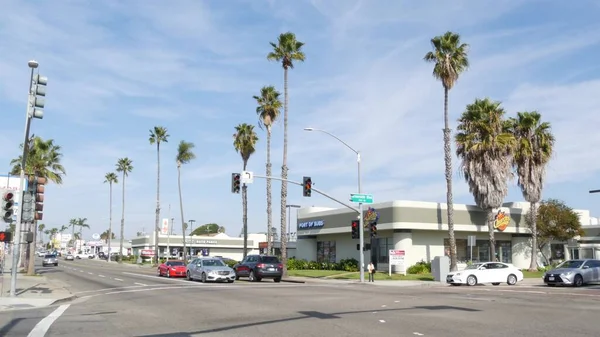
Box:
116 157 133 262
69 218 77 248
100 229 116 241
267 32 305 273
49 228 58 249
455 98 515 261
38 223 45 244
423 31 469 272
149 126 169 264
10 135 66 275
104 172 118 261
176 140 196 262
254 85 283 255
75 218 90 251
507 112 555 271
233 123 259 259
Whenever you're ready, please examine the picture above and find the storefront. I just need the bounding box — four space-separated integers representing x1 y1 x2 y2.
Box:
131 232 267 261
295 200 592 271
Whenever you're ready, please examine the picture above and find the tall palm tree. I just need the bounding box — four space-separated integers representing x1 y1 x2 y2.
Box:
267 32 305 273
49 227 58 249
69 218 77 248
75 217 89 251
58 224 68 248
10 135 66 275
176 140 196 262
100 229 116 241
149 126 169 264
116 157 133 262
507 112 555 271
455 98 515 261
254 85 282 255
423 31 469 271
37 223 45 244
104 172 119 261
233 123 259 259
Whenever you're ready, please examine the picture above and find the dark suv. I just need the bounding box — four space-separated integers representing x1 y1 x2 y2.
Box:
234 255 283 282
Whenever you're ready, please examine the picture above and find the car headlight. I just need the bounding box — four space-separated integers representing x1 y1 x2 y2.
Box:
561 271 573 276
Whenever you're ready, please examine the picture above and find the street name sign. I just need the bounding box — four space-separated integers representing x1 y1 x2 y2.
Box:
350 193 373 204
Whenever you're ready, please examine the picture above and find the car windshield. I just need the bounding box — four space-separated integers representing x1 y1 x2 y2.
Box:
202 259 225 267
261 256 280 264
44 254 56 258
464 263 483 270
556 260 584 269
168 261 185 266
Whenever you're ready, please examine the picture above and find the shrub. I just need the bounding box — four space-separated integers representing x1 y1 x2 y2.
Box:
286 257 359 271
407 260 431 274
225 260 238 268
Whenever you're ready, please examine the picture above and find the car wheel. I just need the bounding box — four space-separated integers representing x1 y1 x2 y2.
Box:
201 272 207 283
466 275 477 286
274 277 281 283
574 274 584 287
249 270 256 282
55 263 58 266
187 271 193 281
228 280 234 283
157 268 162 277
492 283 500 286
507 274 518 286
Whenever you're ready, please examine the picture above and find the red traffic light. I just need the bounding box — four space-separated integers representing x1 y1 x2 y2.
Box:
3 192 14 201
0 231 12 242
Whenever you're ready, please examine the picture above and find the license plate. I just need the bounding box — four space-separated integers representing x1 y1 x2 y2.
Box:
549 277 554 281
268 268 275 271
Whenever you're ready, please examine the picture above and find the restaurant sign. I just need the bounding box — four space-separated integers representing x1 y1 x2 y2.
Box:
184 239 218 245
298 220 324 229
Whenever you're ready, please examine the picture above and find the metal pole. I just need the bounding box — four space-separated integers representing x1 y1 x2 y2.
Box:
167 204 171 261
10 63 37 297
357 151 365 283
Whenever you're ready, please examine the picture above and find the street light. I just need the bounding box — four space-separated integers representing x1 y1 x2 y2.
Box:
286 204 301 247
303 127 365 282
189 219 196 235
11 60 42 297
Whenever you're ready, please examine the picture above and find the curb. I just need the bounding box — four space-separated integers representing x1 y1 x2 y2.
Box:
50 295 78 306
282 279 306 284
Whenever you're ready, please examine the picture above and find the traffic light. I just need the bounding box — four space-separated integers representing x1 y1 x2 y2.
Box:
231 173 241 194
30 176 46 220
0 231 12 243
302 176 312 197
30 73 48 119
25 231 34 243
370 222 377 238
2 189 15 223
351 220 359 239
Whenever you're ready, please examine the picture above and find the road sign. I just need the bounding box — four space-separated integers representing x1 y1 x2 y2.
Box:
241 171 254 184
92 233 100 240
350 193 373 204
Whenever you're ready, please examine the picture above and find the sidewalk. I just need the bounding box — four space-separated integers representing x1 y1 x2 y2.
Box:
282 275 545 287
0 254 76 312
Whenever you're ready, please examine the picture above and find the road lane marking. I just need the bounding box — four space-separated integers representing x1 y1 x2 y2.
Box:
99 275 105 278
379 320 385 323
100 284 308 296
88 272 93 275
123 272 192 283
28 304 70 337
135 282 147 286
114 278 123 281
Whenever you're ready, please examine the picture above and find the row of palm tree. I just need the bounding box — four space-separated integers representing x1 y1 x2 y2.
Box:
103 136 195 263
425 31 555 272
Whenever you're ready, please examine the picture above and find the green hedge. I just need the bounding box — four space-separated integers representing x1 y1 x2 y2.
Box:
407 260 431 274
286 257 359 272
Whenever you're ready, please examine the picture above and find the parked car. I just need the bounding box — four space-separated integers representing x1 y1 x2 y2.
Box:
65 254 74 261
186 257 235 283
42 254 58 267
233 255 283 282
543 259 600 287
446 262 523 286
157 260 187 278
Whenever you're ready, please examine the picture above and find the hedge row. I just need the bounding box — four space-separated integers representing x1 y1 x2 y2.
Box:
286 257 359 272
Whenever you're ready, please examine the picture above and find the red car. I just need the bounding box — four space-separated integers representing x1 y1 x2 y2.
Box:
157 260 187 278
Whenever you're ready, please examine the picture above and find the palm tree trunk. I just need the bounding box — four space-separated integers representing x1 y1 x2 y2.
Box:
443 86 458 271
486 208 497 261
107 182 113 262
119 173 126 263
154 143 161 264
27 221 38 275
71 224 75 250
280 66 289 277
177 165 187 262
528 202 539 271
266 127 273 255
242 161 249 258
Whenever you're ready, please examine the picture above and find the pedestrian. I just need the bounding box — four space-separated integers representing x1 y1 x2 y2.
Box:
368 261 375 282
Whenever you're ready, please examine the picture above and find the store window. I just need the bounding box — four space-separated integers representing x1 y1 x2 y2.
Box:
444 239 512 263
317 241 336 263
377 237 394 264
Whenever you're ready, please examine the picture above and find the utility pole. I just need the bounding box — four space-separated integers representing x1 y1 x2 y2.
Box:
167 204 171 261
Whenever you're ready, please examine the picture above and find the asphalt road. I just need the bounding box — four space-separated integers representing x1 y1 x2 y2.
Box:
2 258 600 337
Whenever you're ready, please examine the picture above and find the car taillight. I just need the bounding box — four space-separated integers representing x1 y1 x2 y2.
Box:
277 264 283 269
257 263 265 268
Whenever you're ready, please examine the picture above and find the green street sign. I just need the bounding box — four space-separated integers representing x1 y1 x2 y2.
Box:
350 193 374 204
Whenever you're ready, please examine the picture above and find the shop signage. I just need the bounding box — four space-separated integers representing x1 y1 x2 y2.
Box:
140 249 154 256
494 210 510 232
298 220 324 229
184 239 218 245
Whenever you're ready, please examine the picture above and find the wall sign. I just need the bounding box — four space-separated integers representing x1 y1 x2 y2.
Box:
185 239 218 245
298 220 324 229
494 210 510 232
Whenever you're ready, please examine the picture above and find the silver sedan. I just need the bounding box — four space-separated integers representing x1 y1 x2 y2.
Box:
543 259 600 287
186 257 235 283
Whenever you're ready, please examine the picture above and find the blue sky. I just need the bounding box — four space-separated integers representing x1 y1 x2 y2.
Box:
1 0 599 239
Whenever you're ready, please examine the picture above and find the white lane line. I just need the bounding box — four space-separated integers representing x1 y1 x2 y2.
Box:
134 282 147 286
98 275 105 278
79 270 84 273
379 320 385 323
88 272 93 275
114 278 123 281
413 333 424 336
28 304 70 337
381 305 387 307
122 272 191 284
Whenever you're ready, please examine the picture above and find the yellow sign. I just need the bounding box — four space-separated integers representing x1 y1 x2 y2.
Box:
494 210 510 232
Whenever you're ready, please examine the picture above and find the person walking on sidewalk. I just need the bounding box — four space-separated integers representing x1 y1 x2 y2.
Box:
368 262 375 282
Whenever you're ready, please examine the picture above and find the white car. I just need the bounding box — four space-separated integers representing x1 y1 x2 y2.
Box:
446 262 523 286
